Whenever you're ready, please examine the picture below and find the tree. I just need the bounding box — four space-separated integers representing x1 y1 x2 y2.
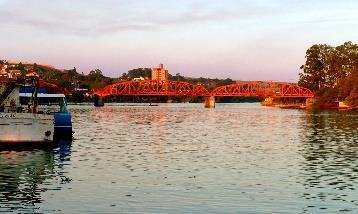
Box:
169 73 185 81
33 63 39 72
17 62 25 72
121 73 128 79
126 68 151 79
88 69 104 81
0 60 7 65
299 41 358 105
299 44 333 91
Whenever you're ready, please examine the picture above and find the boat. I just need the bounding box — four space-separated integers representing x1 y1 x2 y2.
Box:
19 92 73 141
0 76 72 146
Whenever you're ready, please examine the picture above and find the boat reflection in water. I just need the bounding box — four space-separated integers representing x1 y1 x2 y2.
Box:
0 141 72 212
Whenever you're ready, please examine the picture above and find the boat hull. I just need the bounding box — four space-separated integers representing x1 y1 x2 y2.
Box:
0 113 54 144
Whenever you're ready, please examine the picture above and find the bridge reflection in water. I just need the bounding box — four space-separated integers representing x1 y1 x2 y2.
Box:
0 142 72 212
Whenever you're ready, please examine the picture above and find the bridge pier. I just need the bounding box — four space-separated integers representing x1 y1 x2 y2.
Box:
261 97 274 106
94 95 104 107
204 96 215 108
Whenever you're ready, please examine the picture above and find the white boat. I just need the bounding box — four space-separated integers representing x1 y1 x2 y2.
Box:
0 113 54 143
0 79 55 145
19 92 72 141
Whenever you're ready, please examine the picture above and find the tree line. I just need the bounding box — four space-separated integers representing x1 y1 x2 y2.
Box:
2 63 236 92
122 68 235 90
299 41 358 106
1 61 246 102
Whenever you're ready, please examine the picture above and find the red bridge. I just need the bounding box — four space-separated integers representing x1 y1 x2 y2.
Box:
94 80 313 98
93 80 313 107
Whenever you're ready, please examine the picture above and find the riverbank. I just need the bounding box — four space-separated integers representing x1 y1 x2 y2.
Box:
261 98 358 111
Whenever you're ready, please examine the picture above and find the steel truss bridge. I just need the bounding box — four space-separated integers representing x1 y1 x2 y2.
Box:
94 80 314 98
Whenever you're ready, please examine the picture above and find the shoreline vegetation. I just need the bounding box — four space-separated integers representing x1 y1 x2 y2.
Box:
1 41 357 110
298 41 358 110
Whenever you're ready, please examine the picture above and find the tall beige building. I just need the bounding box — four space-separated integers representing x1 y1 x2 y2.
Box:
151 64 168 81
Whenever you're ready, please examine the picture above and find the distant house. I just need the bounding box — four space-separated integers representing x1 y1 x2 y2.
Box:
133 76 145 81
0 65 22 81
0 72 9 82
9 70 22 79
0 65 6 73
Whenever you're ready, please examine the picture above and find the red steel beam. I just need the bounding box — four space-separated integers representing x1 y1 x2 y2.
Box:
94 80 314 98
94 80 210 97
212 81 314 98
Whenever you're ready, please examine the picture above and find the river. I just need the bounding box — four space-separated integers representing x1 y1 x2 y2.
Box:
0 103 357 213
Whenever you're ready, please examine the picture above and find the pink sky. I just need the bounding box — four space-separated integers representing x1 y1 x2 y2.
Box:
1 0 357 81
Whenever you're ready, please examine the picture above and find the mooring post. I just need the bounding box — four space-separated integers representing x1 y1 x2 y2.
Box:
94 95 104 107
204 96 215 108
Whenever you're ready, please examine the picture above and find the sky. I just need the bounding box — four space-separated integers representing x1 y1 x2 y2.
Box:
0 0 357 81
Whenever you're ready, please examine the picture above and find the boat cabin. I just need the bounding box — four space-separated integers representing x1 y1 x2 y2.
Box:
19 93 68 113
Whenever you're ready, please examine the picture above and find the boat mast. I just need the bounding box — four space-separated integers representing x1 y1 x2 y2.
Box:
32 76 39 113
27 74 40 114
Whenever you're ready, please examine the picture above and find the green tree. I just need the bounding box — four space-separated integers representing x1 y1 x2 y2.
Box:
299 44 333 91
127 68 151 79
0 60 7 65
121 73 128 79
299 41 358 105
169 73 186 81
88 69 104 81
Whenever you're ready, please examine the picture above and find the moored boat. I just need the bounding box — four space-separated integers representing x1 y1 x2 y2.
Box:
19 92 73 141
0 79 55 145
0 76 72 146
0 112 54 144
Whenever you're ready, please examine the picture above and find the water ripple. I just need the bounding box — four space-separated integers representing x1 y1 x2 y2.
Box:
0 104 357 213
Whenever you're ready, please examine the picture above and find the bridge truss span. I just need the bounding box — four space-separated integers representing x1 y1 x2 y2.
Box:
95 80 210 97
95 80 314 98
212 81 314 98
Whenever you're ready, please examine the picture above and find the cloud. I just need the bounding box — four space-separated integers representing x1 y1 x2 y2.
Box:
0 0 291 35
0 0 357 36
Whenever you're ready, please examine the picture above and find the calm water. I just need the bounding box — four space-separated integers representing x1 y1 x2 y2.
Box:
0 103 357 213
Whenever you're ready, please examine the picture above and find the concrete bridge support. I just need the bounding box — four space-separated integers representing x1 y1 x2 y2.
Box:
94 95 104 107
204 96 215 108
261 97 274 106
